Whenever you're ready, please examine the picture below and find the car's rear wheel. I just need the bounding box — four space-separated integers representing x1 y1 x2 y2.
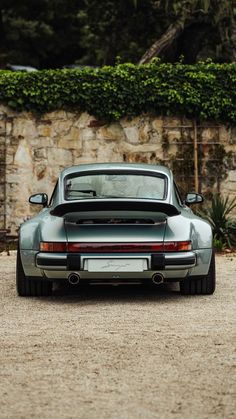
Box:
16 247 52 297
180 251 215 295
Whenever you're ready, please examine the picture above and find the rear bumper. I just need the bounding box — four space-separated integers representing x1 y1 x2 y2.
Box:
36 251 196 271
20 248 212 281
37 251 197 281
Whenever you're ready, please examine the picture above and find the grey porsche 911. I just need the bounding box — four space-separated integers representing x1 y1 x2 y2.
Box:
16 163 215 296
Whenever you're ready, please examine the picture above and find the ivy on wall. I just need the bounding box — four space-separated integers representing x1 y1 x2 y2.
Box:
0 60 235 124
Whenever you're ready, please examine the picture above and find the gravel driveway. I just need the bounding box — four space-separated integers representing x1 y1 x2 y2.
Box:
0 252 235 419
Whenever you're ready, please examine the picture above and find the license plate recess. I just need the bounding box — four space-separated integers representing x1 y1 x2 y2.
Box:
85 258 147 272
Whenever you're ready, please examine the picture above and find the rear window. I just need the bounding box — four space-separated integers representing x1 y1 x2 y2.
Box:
64 171 167 201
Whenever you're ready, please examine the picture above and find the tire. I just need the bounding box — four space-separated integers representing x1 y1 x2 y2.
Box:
180 251 216 296
16 247 52 297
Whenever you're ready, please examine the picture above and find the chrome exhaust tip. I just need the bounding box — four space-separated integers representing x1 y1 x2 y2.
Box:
152 273 164 285
68 273 80 285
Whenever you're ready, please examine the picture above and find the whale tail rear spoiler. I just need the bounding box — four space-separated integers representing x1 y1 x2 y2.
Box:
50 200 180 219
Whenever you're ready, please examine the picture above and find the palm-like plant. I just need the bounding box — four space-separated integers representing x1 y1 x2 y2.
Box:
200 194 236 249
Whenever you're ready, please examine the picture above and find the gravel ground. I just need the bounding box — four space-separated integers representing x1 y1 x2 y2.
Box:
0 252 235 419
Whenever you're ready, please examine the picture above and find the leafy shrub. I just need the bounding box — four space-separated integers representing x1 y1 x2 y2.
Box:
213 238 226 252
0 60 235 122
199 195 236 249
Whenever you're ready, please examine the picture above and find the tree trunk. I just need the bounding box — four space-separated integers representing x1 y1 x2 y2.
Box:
139 19 185 64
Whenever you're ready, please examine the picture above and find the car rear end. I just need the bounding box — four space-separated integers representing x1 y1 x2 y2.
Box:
18 164 214 296
35 200 197 287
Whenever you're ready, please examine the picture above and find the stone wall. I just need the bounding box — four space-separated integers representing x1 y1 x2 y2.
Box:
0 113 6 231
0 105 235 234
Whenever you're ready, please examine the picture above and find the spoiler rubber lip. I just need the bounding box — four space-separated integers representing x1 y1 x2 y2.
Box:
50 199 180 217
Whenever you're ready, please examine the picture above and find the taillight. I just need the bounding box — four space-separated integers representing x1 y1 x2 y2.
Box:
39 241 192 253
40 242 67 252
163 241 192 251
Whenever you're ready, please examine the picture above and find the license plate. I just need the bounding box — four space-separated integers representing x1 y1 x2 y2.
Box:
86 258 147 272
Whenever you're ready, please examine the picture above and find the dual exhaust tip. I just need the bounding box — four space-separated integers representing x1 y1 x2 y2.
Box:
68 273 80 285
68 272 164 286
151 273 164 285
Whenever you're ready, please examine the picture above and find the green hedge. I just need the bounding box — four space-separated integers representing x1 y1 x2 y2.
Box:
0 61 235 123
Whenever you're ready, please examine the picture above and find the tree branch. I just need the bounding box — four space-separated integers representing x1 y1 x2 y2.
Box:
139 19 184 64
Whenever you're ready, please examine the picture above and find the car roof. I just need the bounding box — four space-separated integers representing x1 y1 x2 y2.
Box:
61 163 171 177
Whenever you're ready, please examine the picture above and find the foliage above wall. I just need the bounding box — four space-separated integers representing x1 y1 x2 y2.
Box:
0 61 235 123
1 0 235 67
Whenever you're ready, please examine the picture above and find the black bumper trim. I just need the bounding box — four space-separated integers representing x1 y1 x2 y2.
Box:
151 254 165 270
37 254 81 270
165 257 196 266
67 254 81 270
37 257 66 267
151 254 196 270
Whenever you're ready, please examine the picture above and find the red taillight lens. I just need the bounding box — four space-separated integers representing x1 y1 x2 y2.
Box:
40 241 191 253
40 242 67 252
163 241 192 251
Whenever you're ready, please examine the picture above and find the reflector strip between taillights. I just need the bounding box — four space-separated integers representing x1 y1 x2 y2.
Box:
39 241 192 253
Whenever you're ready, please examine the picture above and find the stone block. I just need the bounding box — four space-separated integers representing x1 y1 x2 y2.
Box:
14 139 33 167
37 124 53 138
12 117 37 139
96 123 124 141
52 119 73 136
47 147 73 167
122 151 161 164
201 128 218 142
82 138 99 153
6 153 14 165
152 117 163 131
58 127 82 150
75 157 96 165
124 126 139 144
34 164 48 181
0 106 6 117
230 127 236 144
74 112 94 129
163 116 187 128
138 124 152 144
96 140 123 162
81 128 96 142
30 137 55 148
34 148 47 160
58 138 80 150
0 105 16 117
218 126 231 144
42 110 68 121
6 121 12 136
167 129 182 142
120 116 140 129
0 119 5 135
72 148 82 161
228 170 236 182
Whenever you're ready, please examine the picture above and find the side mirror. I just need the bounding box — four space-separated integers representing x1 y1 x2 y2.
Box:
185 193 204 206
29 193 48 207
